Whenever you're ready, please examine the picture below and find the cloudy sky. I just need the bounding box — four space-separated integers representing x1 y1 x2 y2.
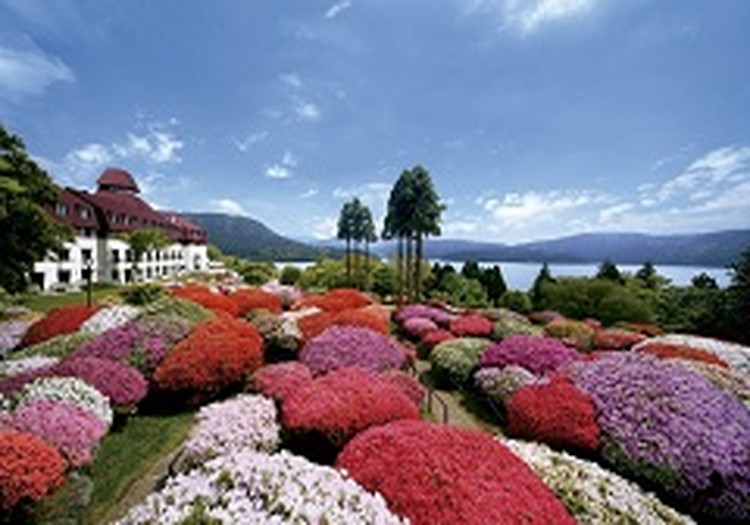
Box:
1 0 749 243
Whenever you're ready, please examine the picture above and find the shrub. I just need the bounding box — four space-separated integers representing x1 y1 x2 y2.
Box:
669 358 750 407
491 318 544 341
8 332 94 361
0 430 65 511
379 369 426 406
298 308 389 344
336 420 576 525
394 304 453 327
635 334 750 376
79 305 141 335
568 352 750 524
118 449 403 524
402 317 438 339
52 357 148 409
1 400 106 467
528 310 565 325
0 320 30 357
474 365 537 405
480 335 579 375
230 288 282 316
282 368 419 449
21 305 99 347
172 286 239 317
139 297 213 324
449 314 493 337
504 438 696 525
545 319 595 351
506 374 601 453
635 341 729 367
429 337 491 387
249 313 300 361
591 328 645 350
250 362 314 403
295 288 371 312
120 283 168 306
15 376 113 428
498 290 533 314
279 265 302 285
299 326 407 376
0 356 59 379
154 318 264 402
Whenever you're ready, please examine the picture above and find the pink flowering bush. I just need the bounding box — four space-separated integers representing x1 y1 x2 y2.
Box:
53 357 148 409
394 304 454 327
449 314 493 337
402 317 438 339
480 335 579 375
250 362 314 403
337 420 576 525
379 369 426 406
1 400 106 467
299 326 407 376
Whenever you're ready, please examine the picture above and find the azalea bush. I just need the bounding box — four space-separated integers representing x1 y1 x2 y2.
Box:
591 328 645 350
172 286 239 317
429 337 491 387
282 368 419 452
299 326 407 376
180 394 279 468
15 376 113 428
1 400 106 467
635 334 750 375
0 356 59 379
635 341 729 367
568 352 750 524
118 449 404 524
670 358 750 407
503 438 696 525
298 308 389 344
505 374 601 453
249 313 300 361
230 288 282 316
21 305 99 347
250 362 313 403
79 305 141 335
394 303 454 327
474 365 537 405
337 420 576 525
528 310 565 325
139 297 213 324
545 319 595 350
402 317 438 339
479 334 579 375
0 430 65 511
449 314 493 337
379 369 426 406
154 317 264 402
295 288 371 312
52 357 148 409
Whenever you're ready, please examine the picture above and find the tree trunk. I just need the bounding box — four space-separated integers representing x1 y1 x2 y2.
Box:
415 233 423 302
405 233 413 302
346 237 351 284
364 241 370 291
397 235 404 302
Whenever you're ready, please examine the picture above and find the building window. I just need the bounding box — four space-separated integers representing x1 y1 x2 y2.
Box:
146 267 152 279
55 203 68 216
57 269 71 283
111 269 120 281
80 207 91 219
111 250 120 263
84 228 94 237
57 249 70 261
81 249 92 262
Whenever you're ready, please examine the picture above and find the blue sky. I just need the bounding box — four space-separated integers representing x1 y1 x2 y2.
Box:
1 0 749 243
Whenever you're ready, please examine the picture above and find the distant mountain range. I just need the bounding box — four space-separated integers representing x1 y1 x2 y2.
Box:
185 212 750 267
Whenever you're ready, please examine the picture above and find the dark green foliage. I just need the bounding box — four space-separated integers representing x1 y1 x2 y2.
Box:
239 261 277 285
279 265 302 285
430 272 488 308
498 290 533 314
0 124 70 293
635 261 661 290
122 228 170 281
121 282 168 305
596 260 624 284
530 262 556 309
371 263 399 298
461 261 482 281
481 265 507 306
691 272 718 290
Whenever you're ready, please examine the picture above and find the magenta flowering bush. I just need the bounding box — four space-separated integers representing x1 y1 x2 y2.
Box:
53 357 148 409
394 304 453 327
480 335 579 375
299 326 407 376
402 317 438 339
567 352 750 524
1 399 106 467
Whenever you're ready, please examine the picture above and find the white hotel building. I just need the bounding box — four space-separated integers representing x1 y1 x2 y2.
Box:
33 168 208 291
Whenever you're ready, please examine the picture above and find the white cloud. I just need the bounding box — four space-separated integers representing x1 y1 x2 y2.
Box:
491 189 610 223
210 198 248 216
598 202 634 225
464 0 596 34
265 164 292 179
0 45 74 101
301 188 319 199
233 131 269 152
311 216 338 239
280 73 302 89
293 99 321 122
325 1 352 19
282 150 298 168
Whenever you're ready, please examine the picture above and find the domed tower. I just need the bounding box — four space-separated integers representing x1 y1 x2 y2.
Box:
96 168 140 193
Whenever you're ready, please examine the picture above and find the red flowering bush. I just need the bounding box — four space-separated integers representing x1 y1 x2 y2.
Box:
592 328 645 350
506 374 601 453
379 370 426 406
173 286 239 317
528 310 565 325
636 341 729 367
230 288 282 316
154 318 263 401
298 308 389 344
0 430 65 510
449 314 493 337
52 357 148 409
421 329 455 348
281 368 419 449
21 305 99 347
337 420 576 525
545 319 595 351
250 362 314 403
294 288 371 312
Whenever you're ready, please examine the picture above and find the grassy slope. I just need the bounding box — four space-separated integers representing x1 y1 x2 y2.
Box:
20 285 120 312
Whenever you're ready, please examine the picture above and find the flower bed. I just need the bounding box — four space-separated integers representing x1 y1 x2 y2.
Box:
635 341 729 367
545 319 595 351
528 310 565 325
52 357 148 409
504 438 695 525
591 328 645 350
1 400 106 467
505 374 601 453
474 365 537 405
429 337 491 387
172 286 239 317
118 449 404 524
295 288 371 312
449 314 493 337
299 325 407 376
230 288 282 316
282 368 419 450
250 362 314 402
634 334 750 375
479 334 579 375
567 352 750 524
0 430 65 511
21 305 99 347
79 305 141 335
336 420 576 525
394 304 454 327
14 376 113 428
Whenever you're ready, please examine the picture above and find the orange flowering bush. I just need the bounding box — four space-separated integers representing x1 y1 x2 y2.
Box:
230 289 282 316
172 286 239 317
298 308 389 344
635 341 729 368
154 317 263 402
21 305 99 347
0 430 65 510
294 288 371 312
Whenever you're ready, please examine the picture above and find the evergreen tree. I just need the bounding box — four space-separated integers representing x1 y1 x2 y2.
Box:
337 200 356 283
596 260 624 284
691 272 719 290
481 265 507 306
530 262 555 309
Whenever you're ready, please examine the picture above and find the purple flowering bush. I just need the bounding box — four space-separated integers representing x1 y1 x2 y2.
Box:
480 335 579 375
402 317 438 339
299 326 407 376
1 399 106 467
53 357 148 409
567 352 750 524
394 304 454 327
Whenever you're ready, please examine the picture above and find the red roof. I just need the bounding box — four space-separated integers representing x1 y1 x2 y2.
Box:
97 168 140 193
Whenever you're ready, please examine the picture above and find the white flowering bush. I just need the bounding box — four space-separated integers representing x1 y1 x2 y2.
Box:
503 438 696 525
0 356 59 378
15 377 113 428
0 320 31 357
635 334 750 376
180 394 280 467
80 305 141 335
117 449 405 524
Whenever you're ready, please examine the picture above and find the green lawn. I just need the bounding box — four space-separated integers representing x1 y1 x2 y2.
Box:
82 411 195 524
19 285 121 312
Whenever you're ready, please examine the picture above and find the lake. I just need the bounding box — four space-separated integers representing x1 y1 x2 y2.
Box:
276 260 732 290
